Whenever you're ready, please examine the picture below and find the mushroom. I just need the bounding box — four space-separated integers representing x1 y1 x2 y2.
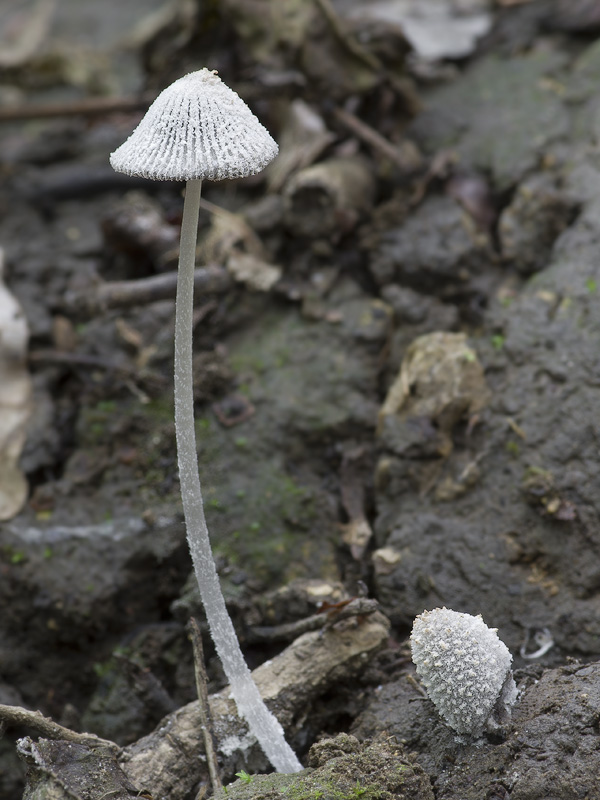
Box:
110 70 301 773
411 607 518 737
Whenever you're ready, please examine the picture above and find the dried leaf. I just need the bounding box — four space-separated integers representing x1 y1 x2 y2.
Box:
0 248 32 521
227 252 281 292
266 100 335 193
344 0 493 62
0 0 56 69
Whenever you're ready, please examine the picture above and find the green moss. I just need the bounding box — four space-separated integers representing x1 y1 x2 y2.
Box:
1 545 27 565
95 400 116 413
505 440 520 457
283 776 387 800
92 661 112 679
144 397 174 422
214 736 429 800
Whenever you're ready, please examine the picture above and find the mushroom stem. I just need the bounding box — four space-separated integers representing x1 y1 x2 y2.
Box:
173 179 302 774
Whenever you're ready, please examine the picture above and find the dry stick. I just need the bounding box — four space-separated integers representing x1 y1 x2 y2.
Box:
0 94 155 123
332 106 421 173
62 265 231 317
27 350 166 392
0 704 120 752
188 618 223 793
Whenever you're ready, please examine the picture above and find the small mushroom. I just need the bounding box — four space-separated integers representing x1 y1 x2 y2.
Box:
110 70 302 773
411 607 518 737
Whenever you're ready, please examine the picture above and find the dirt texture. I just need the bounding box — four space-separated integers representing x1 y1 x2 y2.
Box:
352 662 600 799
1 1 600 799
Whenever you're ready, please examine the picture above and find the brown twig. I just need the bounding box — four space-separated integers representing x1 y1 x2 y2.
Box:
61 265 232 317
0 94 155 123
0 703 120 752
248 597 380 643
188 618 223 794
332 106 422 173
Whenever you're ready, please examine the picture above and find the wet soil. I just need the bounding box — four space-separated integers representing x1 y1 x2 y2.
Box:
1 1 600 799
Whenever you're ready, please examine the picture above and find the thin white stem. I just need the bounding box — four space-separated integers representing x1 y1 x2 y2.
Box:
174 179 302 774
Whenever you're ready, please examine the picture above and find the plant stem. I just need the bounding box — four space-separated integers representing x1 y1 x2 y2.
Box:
173 178 302 774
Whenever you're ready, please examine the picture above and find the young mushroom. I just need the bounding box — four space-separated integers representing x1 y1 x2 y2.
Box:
110 70 301 773
411 607 518 737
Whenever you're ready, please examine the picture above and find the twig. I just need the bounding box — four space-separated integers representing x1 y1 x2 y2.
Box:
27 349 166 390
332 106 422 173
248 597 380 643
188 618 223 794
61 265 232 317
313 0 381 72
0 703 120 752
0 94 155 123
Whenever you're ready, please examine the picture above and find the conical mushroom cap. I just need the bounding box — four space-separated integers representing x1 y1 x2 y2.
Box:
110 69 278 182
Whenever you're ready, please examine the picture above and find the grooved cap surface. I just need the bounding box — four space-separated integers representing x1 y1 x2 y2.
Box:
110 69 278 182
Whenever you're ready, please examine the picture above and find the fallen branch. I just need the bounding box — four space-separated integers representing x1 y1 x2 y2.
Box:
0 703 120 753
61 265 232 317
6 611 389 800
332 106 422 173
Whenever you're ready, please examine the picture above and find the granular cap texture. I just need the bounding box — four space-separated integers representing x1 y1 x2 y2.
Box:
110 69 278 182
410 607 514 736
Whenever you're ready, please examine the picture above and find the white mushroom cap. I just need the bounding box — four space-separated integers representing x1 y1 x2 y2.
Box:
110 69 279 182
411 607 514 736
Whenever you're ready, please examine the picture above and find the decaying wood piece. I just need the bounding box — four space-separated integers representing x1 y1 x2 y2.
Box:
17 738 138 800
120 612 390 800
282 156 375 238
0 705 119 752
12 612 389 800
